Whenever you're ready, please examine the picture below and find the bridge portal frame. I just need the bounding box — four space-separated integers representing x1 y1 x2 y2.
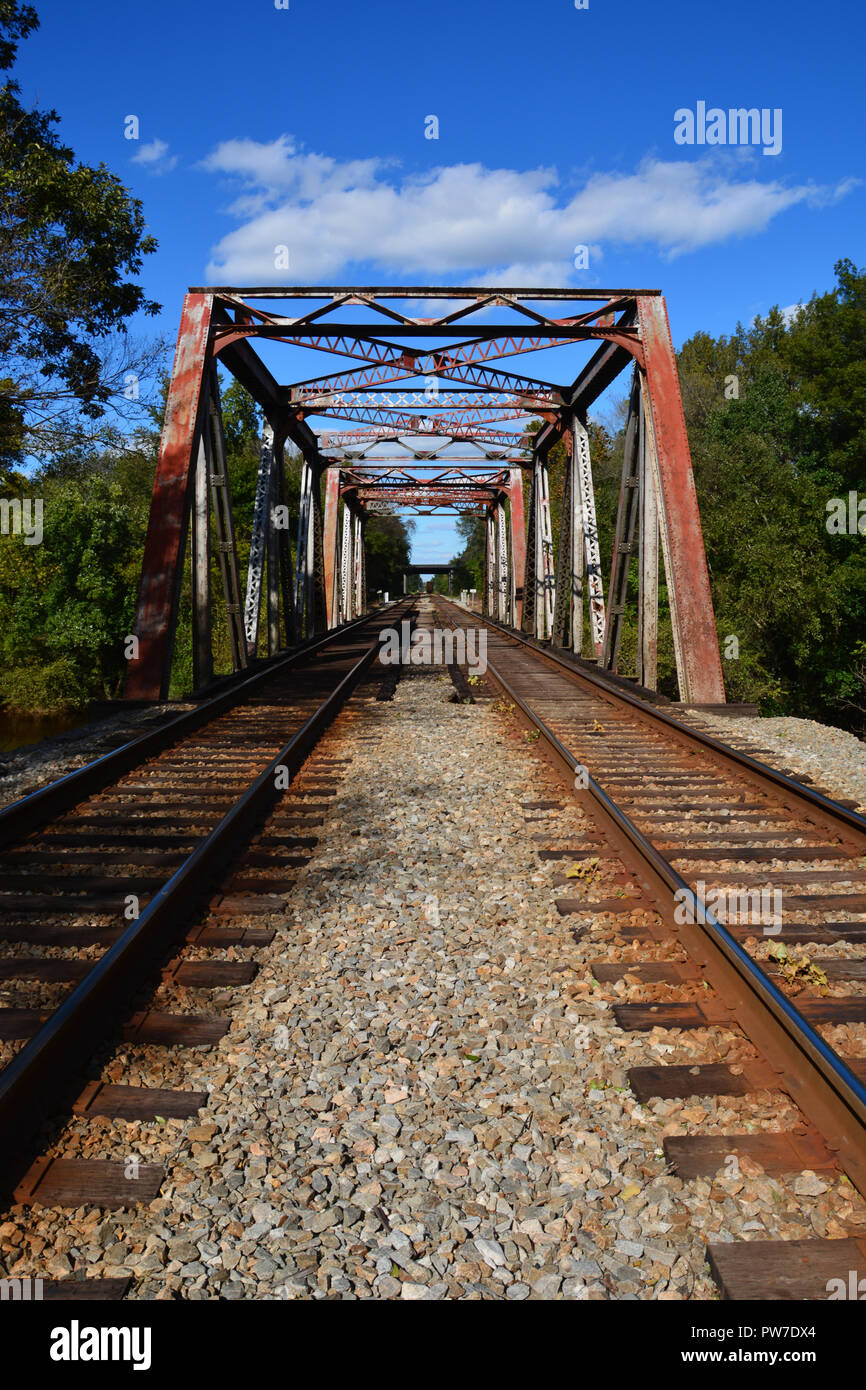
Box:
125 286 723 705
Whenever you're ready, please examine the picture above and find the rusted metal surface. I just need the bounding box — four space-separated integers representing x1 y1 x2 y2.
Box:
0 601 415 1197
126 292 213 700
637 295 724 703
127 286 724 706
322 467 341 627
436 596 866 1205
507 467 527 627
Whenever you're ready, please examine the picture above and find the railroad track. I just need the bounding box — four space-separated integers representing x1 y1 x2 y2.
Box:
0 599 415 1298
435 595 866 1300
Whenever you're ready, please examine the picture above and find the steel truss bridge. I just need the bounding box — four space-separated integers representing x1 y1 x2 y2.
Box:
125 286 724 706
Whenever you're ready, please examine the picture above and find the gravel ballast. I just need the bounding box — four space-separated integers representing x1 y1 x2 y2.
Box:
680 712 866 813
2 630 865 1300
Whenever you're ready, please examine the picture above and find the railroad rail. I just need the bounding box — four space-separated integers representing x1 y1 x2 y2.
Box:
0 599 415 1296
435 595 866 1300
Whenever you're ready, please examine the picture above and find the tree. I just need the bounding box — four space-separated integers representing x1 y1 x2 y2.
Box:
677 259 866 726
436 513 485 594
0 1 160 470
363 513 413 594
0 473 139 708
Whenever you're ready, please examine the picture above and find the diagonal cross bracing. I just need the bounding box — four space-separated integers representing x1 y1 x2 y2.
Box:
126 286 724 707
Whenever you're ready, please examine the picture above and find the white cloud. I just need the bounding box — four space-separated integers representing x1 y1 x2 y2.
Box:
199 136 854 283
131 138 177 174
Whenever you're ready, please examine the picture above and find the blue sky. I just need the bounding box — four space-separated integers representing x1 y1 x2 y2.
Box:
14 0 865 562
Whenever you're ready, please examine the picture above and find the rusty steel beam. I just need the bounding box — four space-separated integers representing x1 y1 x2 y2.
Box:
316 427 530 450
128 285 723 709
322 467 341 628
194 284 661 300
300 405 529 433
126 292 213 700
287 358 563 401
508 466 527 628
297 390 553 411
637 295 724 704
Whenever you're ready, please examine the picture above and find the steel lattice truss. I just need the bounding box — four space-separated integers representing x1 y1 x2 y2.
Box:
205 285 644 495
126 286 725 712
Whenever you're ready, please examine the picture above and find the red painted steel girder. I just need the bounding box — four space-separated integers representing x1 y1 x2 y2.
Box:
339 466 511 486
213 288 638 328
198 286 660 301
300 405 530 432
212 322 643 376
126 292 213 700
296 390 551 412
317 426 531 450
637 295 724 703
347 475 503 491
322 467 341 628
352 488 498 504
288 356 563 401
508 467 527 626
125 284 724 709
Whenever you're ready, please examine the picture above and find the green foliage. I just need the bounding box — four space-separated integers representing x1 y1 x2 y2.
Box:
364 513 413 594
679 258 866 726
0 2 159 468
0 474 139 709
1 242 864 732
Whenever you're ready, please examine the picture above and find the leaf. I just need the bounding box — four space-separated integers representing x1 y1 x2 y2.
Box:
566 856 599 881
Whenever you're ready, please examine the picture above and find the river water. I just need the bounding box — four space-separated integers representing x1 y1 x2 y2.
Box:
0 710 89 753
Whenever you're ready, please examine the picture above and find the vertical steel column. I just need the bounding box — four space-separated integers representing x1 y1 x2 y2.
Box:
266 437 282 657
528 457 555 640
601 369 642 672
508 468 526 628
294 460 326 638
304 467 319 634
273 444 295 646
322 467 341 628
637 376 659 690
340 505 354 620
126 292 213 699
552 431 584 653
485 510 496 617
191 415 212 693
244 421 276 659
206 370 247 673
352 513 365 616
574 420 606 658
521 469 537 635
637 295 724 703
310 467 327 634
496 501 508 622
294 461 310 631
569 440 584 653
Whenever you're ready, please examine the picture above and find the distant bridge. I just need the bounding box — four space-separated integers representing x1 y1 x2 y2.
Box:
403 563 458 595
